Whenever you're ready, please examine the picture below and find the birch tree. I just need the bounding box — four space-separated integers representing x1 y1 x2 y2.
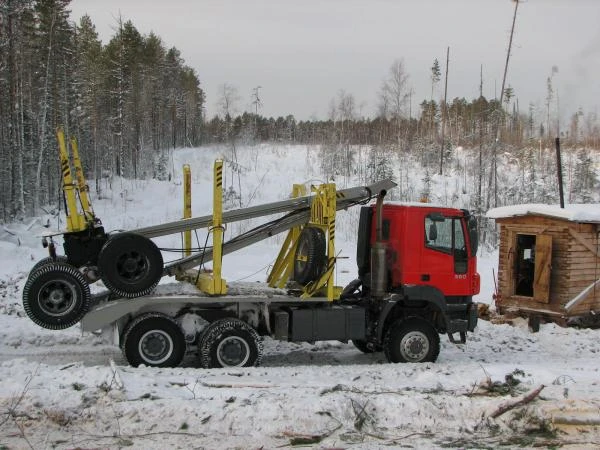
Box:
217 83 242 206
378 59 411 144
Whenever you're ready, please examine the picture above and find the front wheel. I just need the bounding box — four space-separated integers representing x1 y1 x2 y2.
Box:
22 263 91 330
383 318 440 363
198 318 262 369
122 313 186 368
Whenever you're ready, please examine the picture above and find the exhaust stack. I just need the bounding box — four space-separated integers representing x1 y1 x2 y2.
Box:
370 190 387 299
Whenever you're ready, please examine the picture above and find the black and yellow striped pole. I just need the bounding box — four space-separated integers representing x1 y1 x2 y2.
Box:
57 128 86 232
183 164 192 256
69 136 94 221
197 159 227 295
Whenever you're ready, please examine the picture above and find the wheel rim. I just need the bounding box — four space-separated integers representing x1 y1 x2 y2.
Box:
216 336 250 367
138 330 173 365
399 331 429 362
37 279 78 317
116 251 148 283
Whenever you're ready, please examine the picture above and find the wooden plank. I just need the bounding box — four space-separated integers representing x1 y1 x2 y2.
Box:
564 279 600 312
503 229 568 239
505 231 516 297
565 246 598 259
574 299 600 313
498 216 571 227
567 254 600 263
569 262 600 270
566 269 600 278
567 280 600 292
552 259 570 267
571 222 598 233
554 283 575 292
570 296 600 313
504 225 549 232
568 229 600 258
533 234 552 303
567 260 599 268
499 298 564 316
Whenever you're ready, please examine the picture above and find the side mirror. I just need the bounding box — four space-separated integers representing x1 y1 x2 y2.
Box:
428 222 438 241
468 216 479 255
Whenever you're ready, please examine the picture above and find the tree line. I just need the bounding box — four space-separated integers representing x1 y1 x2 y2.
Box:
1 0 204 221
1 1 599 223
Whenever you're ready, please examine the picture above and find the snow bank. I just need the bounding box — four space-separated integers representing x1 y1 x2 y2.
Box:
1 144 600 448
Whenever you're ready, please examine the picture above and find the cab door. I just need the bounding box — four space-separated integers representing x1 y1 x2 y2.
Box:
421 214 472 296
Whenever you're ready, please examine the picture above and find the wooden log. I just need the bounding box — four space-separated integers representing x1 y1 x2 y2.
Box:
489 385 545 419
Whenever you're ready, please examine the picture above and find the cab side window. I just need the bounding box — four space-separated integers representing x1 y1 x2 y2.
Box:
425 215 468 274
425 216 453 253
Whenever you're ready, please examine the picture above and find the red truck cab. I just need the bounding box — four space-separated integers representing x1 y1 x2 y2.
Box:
358 203 480 297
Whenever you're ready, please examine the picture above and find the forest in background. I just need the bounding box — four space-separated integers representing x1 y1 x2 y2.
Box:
1 0 599 223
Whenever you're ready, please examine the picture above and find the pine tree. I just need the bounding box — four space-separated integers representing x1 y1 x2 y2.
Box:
32 0 75 212
572 149 596 202
430 58 441 100
73 15 104 191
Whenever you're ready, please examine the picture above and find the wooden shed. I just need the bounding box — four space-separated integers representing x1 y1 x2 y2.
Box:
487 204 600 327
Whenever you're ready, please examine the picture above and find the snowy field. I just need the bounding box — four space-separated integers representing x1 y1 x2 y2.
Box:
1 145 600 449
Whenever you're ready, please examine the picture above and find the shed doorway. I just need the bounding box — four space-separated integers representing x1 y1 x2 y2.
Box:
515 234 535 296
512 233 552 302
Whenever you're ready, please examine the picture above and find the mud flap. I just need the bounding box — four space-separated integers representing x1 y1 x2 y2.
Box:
447 331 466 344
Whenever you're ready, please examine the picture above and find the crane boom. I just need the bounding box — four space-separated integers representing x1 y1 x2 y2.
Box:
133 179 394 239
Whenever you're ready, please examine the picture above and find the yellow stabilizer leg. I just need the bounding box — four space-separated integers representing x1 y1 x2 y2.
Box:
196 160 227 295
183 164 192 257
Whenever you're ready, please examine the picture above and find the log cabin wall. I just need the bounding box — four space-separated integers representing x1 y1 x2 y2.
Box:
496 216 600 319
565 222 600 316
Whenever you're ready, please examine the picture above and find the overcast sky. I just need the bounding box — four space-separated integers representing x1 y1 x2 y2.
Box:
69 0 600 123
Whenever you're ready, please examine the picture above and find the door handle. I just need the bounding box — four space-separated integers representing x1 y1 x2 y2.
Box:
421 274 430 281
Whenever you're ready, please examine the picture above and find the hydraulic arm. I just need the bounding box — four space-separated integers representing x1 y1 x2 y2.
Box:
132 180 394 240
160 178 396 277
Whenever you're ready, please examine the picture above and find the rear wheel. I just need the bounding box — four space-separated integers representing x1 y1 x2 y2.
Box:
122 313 186 368
383 318 440 363
22 263 91 330
98 233 163 298
293 227 326 285
198 318 262 369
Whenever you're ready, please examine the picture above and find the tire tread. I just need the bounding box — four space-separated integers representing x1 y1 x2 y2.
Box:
383 317 440 363
22 263 90 330
198 318 262 369
122 312 185 367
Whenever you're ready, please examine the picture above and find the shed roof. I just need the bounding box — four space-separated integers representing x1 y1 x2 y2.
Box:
486 204 600 223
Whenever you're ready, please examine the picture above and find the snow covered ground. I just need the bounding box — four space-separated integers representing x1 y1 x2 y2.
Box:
1 144 600 449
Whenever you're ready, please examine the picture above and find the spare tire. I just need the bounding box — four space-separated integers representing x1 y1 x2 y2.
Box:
293 227 326 285
98 233 163 298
